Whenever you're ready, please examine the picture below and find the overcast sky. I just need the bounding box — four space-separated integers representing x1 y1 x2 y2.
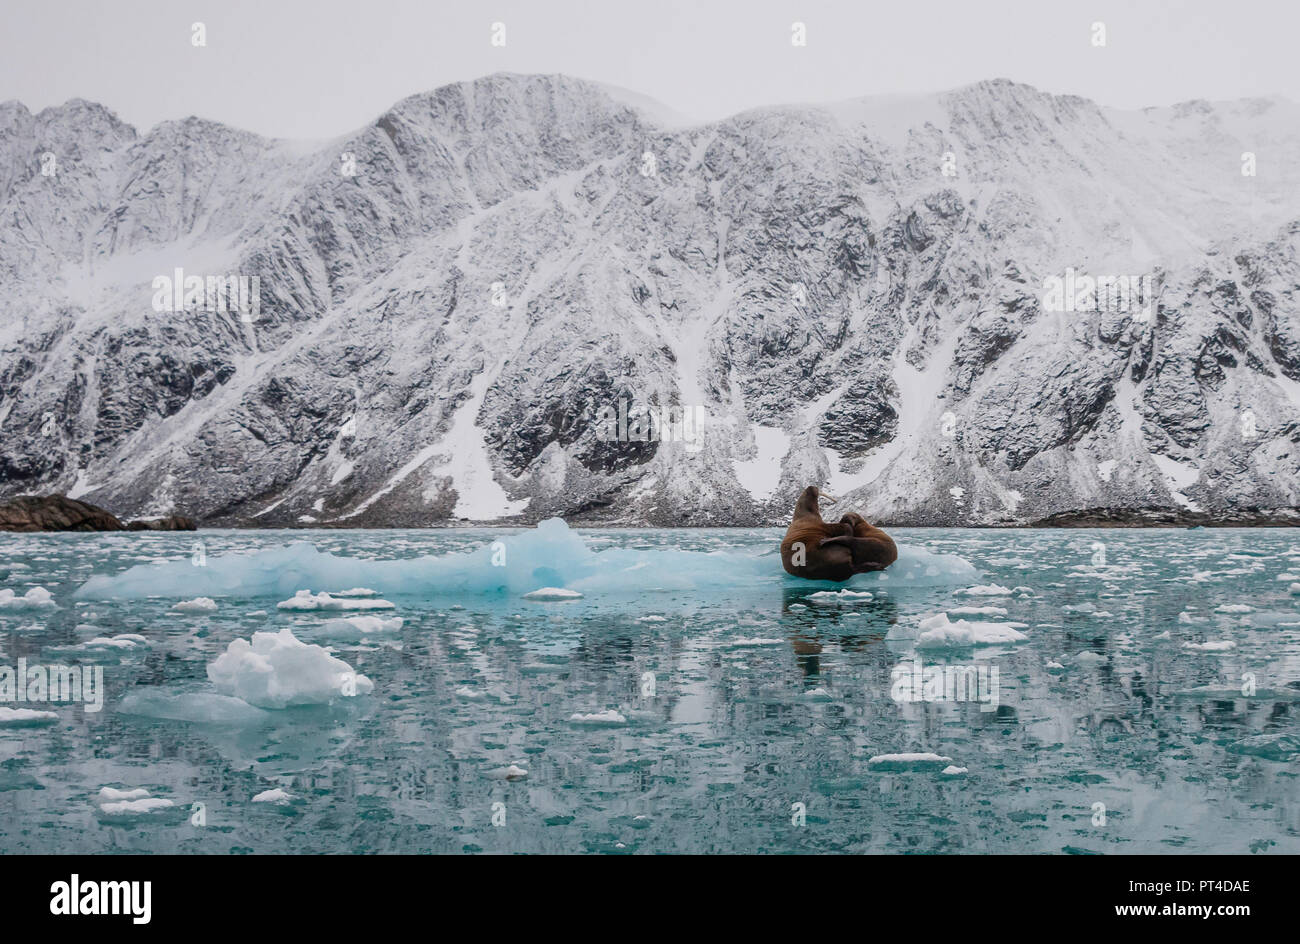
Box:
3 0 1297 139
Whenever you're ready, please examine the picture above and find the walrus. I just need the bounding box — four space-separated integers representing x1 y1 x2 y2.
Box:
780 486 898 581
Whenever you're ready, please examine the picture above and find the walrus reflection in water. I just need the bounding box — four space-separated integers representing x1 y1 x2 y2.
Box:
780 485 898 581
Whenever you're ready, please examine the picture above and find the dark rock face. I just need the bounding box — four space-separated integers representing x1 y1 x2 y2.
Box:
126 515 197 531
3 76 1300 526
0 495 125 531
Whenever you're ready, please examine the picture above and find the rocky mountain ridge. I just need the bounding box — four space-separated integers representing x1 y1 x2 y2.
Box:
2 74 1299 526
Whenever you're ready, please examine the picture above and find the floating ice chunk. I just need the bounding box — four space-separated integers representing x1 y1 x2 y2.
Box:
523 587 583 601
803 687 833 700
1184 640 1236 652
636 615 667 623
954 584 1012 597
489 765 529 780
1046 660 1066 672
173 597 218 613
1290 583 1300 595
948 605 1008 617
1073 650 1106 664
0 707 58 725
207 628 374 708
807 590 874 604
940 765 968 777
1215 604 1254 614
277 590 395 611
252 788 294 803
119 690 270 725
76 519 980 602
97 786 150 802
312 615 403 639
0 586 56 610
868 752 953 771
455 686 487 699
332 588 377 598
83 634 149 650
898 612 1029 649
100 797 174 816
1153 630 1173 640
727 637 784 647
569 709 626 725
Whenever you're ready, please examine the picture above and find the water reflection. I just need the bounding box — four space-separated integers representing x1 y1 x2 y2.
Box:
0 526 1298 852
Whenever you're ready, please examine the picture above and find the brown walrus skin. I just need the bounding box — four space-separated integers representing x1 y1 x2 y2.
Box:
780 486 898 581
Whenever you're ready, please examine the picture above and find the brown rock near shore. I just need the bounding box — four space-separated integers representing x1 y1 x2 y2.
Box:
0 495 126 532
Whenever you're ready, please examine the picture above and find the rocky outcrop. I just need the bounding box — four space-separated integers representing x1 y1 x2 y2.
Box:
2 75 1299 526
0 495 125 531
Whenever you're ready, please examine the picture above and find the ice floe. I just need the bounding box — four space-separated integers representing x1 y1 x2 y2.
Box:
207 628 374 708
252 788 295 803
74 518 980 601
523 587 583 601
0 586 56 610
569 709 626 725
0 706 58 725
889 612 1028 649
276 590 395 611
173 597 218 613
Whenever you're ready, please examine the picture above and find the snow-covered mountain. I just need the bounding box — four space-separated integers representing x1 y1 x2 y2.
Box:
3 73 1300 526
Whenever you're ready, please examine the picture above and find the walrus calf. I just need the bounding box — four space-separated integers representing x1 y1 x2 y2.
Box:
780 486 898 581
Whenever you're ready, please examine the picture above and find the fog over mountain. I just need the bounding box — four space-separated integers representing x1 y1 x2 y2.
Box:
2 73 1300 526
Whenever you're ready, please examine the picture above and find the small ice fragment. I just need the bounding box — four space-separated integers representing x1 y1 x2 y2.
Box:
173 597 218 613
98 786 150 802
911 612 1028 648
569 709 626 724
523 587 583 601
806 590 874 604
1183 640 1236 652
99 797 174 816
314 615 403 638
954 584 1012 596
252 788 294 803
940 765 968 776
0 586 56 610
948 605 1008 617
0 707 58 725
276 590 395 611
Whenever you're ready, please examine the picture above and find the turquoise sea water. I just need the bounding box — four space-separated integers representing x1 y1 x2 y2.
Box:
1 525 1298 854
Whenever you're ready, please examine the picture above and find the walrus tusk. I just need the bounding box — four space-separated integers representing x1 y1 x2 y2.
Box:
817 490 839 503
